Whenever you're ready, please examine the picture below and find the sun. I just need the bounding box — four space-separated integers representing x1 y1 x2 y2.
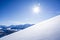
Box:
32 4 40 14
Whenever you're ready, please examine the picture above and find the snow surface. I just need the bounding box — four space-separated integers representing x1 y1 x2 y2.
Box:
0 15 60 40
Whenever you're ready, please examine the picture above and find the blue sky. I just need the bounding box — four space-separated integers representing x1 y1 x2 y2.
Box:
0 0 60 25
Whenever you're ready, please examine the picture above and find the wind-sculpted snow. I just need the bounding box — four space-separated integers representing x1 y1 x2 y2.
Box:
0 15 60 40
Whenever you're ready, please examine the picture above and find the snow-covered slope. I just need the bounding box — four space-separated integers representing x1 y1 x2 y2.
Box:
0 15 60 40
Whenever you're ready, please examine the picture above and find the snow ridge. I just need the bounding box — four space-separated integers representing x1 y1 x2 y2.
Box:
0 15 60 40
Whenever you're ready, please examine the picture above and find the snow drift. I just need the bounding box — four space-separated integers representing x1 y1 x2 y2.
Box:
0 15 60 40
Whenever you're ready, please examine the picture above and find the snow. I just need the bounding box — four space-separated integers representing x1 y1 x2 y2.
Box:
0 15 60 40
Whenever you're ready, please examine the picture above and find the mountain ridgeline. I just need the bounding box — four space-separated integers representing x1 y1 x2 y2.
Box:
0 24 34 38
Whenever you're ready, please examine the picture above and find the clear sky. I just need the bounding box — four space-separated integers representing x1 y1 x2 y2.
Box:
0 0 60 26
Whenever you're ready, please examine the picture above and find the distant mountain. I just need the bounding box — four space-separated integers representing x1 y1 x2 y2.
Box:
8 24 34 30
0 15 60 40
0 24 34 38
0 25 7 30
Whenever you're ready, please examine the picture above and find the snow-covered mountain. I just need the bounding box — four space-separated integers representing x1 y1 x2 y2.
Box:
0 15 60 40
